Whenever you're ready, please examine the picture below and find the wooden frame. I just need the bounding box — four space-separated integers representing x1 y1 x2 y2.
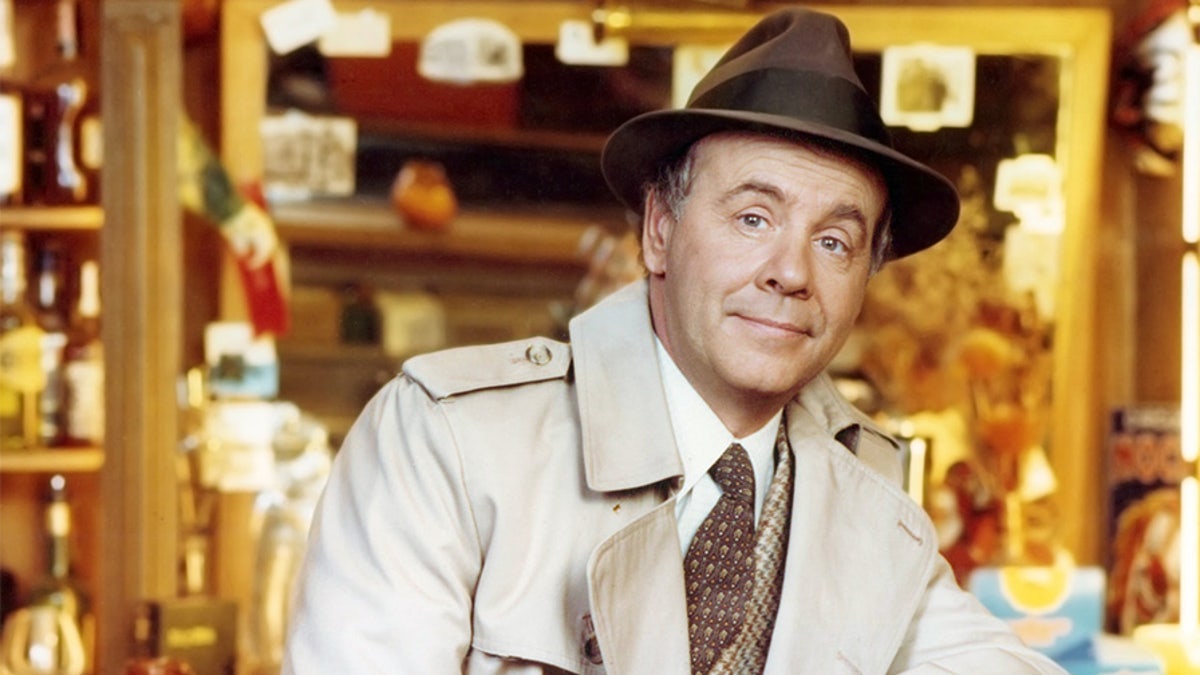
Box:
221 1 1113 563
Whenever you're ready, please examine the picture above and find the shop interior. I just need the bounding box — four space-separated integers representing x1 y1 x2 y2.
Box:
1 0 1198 672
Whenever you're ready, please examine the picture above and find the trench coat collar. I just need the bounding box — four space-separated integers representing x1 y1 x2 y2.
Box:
569 279 682 492
585 382 930 673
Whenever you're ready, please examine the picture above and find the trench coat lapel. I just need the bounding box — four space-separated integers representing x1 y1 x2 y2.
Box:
571 280 691 673
570 279 682 492
765 404 935 672
587 501 691 675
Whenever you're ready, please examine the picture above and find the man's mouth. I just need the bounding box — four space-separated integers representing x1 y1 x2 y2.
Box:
734 313 812 337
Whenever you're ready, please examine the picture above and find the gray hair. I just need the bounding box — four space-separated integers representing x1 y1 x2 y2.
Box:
643 134 894 275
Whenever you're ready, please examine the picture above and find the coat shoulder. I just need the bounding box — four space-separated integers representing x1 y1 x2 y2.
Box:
401 337 571 400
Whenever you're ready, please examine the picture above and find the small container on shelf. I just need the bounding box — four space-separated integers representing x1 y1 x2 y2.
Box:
61 260 102 447
0 229 45 452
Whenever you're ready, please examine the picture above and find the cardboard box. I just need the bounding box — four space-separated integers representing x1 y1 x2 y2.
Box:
132 597 237 675
969 565 1164 674
970 565 1104 660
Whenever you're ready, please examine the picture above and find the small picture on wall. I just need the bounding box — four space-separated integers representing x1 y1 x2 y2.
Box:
880 44 976 132
260 111 357 201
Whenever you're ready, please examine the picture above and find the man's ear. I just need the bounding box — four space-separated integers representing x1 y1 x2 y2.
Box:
641 188 673 275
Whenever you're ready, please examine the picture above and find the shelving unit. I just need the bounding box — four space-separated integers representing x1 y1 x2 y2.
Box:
2 1 183 673
1 202 106 670
0 207 104 461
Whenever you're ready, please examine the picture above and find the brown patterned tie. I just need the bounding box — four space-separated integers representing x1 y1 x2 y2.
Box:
684 443 757 673
710 422 793 673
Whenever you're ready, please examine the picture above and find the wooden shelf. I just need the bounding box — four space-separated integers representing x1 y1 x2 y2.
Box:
278 341 408 364
0 448 105 473
0 206 104 230
272 200 614 268
355 116 610 155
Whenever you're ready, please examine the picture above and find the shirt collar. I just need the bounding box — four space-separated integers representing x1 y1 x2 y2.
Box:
655 337 782 498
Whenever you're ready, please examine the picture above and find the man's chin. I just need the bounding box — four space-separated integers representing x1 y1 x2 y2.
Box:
729 371 817 405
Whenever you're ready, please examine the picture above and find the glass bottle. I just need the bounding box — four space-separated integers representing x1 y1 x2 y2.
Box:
248 408 332 673
7 474 92 674
34 244 68 447
62 259 101 446
0 230 45 451
339 283 379 345
25 0 100 205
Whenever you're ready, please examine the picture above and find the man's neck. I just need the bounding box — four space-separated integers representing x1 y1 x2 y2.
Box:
656 340 792 438
647 281 794 437
708 386 791 439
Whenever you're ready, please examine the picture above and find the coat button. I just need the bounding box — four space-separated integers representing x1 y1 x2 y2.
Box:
525 343 552 365
580 613 603 665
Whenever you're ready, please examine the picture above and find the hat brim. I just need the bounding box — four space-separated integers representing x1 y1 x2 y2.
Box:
601 108 961 259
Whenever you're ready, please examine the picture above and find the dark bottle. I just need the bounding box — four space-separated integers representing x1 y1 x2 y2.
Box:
34 244 69 447
25 0 101 205
339 283 379 345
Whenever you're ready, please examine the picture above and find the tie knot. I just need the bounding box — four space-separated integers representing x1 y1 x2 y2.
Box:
711 443 755 504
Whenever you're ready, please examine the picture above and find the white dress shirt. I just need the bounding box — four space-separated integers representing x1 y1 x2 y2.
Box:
655 338 782 554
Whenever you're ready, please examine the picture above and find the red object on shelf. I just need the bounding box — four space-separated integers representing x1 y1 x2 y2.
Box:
236 182 290 337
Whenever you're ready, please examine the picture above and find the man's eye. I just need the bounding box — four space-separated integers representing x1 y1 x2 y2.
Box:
818 236 849 254
739 214 767 229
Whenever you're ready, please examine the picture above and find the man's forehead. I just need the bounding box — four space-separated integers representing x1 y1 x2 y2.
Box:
690 131 888 200
693 130 884 177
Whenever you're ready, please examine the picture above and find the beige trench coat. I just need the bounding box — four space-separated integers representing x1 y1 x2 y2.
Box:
284 280 1064 674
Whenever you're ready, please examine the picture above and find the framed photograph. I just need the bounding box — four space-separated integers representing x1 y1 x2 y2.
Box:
260 111 357 201
880 44 976 131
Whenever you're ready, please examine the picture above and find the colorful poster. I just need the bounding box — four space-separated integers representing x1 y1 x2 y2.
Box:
1105 405 1187 635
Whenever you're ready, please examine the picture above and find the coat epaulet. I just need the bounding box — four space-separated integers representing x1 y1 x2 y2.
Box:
401 337 572 400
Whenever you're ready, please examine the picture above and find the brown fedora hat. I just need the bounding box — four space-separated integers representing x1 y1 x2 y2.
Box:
601 8 960 259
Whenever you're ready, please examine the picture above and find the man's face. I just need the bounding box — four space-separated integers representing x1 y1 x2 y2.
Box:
643 132 886 430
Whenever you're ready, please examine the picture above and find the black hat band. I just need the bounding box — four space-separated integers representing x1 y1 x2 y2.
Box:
689 68 893 148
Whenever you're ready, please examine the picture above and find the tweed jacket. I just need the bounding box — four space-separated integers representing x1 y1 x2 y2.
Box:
283 279 1064 674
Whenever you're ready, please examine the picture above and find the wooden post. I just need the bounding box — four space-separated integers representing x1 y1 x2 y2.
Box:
99 0 182 671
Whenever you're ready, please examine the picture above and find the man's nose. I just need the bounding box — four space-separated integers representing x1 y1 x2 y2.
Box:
758 235 812 297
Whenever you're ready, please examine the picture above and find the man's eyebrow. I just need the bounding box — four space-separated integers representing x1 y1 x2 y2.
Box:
719 180 785 204
829 203 870 230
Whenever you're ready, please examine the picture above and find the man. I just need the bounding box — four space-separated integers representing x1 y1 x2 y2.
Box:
284 8 1065 673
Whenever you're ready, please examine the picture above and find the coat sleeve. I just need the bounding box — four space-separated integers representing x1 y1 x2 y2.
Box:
890 556 1068 674
282 375 483 673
